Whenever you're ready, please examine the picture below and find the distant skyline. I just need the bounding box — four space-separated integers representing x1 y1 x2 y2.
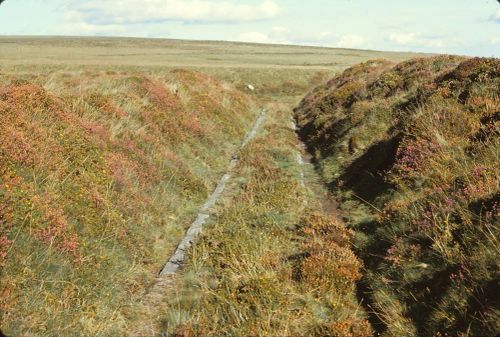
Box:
1 0 499 57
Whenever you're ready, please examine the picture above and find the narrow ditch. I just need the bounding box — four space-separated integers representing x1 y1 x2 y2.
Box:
291 118 339 216
291 116 384 335
159 108 267 276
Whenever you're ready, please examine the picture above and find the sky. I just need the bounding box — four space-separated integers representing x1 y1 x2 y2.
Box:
0 0 499 57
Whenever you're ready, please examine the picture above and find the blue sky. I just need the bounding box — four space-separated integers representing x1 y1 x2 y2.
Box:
0 0 499 56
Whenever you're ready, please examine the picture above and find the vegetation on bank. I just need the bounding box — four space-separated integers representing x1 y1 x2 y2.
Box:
295 56 499 336
0 37 423 337
0 69 256 336
162 104 371 337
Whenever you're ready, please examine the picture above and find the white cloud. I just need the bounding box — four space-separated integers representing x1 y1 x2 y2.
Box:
267 26 293 44
389 32 418 45
67 0 280 25
61 22 128 35
335 34 365 48
238 32 275 44
237 28 366 49
388 32 447 49
490 8 500 23
270 26 288 35
491 37 500 45
237 27 293 45
53 10 126 35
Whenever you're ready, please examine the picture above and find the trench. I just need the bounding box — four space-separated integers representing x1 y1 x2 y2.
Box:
291 116 385 336
159 108 267 276
149 107 381 335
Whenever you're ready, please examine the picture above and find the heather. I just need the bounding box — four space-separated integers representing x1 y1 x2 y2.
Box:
294 56 499 336
0 69 256 335
0 37 422 336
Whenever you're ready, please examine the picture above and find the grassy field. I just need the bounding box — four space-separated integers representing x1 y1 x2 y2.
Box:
0 36 423 104
0 37 424 336
0 36 418 68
